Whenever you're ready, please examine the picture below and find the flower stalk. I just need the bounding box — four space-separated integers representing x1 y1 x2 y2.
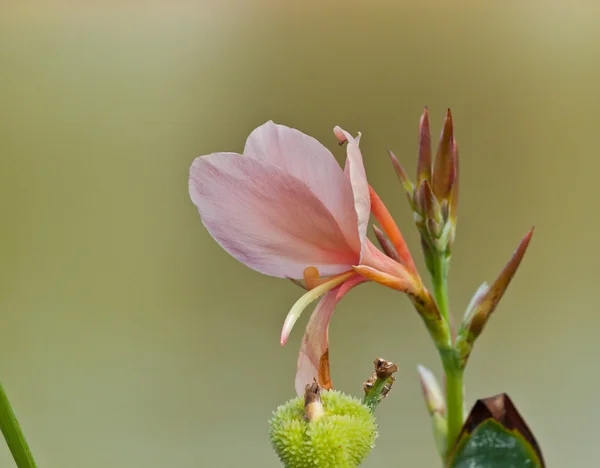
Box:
430 254 464 457
362 358 398 413
0 381 37 468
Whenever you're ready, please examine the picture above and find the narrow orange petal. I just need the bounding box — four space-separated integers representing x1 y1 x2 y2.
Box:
353 265 417 294
368 185 418 277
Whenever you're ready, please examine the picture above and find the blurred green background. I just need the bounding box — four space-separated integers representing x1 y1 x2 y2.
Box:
0 1 598 466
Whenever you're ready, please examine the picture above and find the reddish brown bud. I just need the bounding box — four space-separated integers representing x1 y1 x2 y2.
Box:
373 225 402 263
432 109 457 201
417 107 432 185
473 228 534 322
456 228 534 366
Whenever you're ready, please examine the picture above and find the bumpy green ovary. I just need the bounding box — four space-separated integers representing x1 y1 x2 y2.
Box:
268 390 378 468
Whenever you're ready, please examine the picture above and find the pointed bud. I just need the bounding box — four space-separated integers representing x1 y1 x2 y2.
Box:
418 365 448 456
432 108 457 201
388 150 415 198
373 224 402 263
456 228 534 367
417 107 432 185
417 365 445 415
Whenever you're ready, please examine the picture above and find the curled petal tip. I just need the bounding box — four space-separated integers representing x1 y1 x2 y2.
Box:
280 327 291 346
333 126 347 145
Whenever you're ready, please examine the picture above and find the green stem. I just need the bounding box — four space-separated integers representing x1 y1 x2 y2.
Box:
442 361 463 458
362 375 393 414
432 257 451 333
431 255 464 460
0 382 37 468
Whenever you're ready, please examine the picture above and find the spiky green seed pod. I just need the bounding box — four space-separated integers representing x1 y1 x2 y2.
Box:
268 390 378 468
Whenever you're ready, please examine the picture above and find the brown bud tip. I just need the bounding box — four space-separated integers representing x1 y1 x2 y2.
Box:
373 357 399 379
304 380 324 422
417 107 432 185
478 227 534 321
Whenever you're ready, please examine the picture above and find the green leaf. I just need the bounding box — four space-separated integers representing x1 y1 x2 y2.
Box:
447 393 544 468
0 382 37 468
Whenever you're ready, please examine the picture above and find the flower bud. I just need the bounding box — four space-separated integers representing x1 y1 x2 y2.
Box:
390 108 460 260
417 365 445 416
456 229 534 367
417 365 448 456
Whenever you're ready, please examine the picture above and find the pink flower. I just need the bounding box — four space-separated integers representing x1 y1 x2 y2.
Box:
189 121 421 395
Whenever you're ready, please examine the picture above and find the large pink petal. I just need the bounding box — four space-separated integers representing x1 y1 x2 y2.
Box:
333 127 371 259
243 122 361 253
294 274 367 395
189 152 359 278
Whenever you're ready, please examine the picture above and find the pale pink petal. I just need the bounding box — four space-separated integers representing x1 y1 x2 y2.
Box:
294 274 368 396
189 152 359 278
243 122 361 254
333 127 370 258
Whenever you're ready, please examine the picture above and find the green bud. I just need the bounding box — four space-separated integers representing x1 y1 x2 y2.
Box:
268 390 378 468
